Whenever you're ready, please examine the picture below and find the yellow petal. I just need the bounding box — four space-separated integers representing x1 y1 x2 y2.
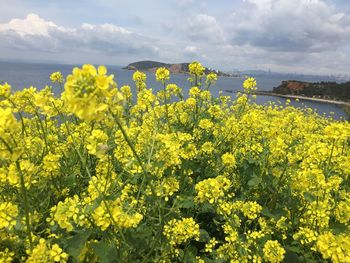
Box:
98 65 107 75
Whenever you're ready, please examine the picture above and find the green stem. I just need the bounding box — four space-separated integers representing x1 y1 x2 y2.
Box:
110 111 150 202
141 229 163 263
163 82 171 132
33 110 49 153
326 139 335 174
16 161 34 251
239 92 251 119
62 119 131 248
113 115 147 175
6 97 28 136
141 197 164 263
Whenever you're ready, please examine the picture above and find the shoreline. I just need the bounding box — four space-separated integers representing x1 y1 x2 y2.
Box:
224 90 350 119
255 91 350 119
252 91 350 107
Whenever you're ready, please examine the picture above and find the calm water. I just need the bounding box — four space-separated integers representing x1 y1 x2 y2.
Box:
0 61 348 120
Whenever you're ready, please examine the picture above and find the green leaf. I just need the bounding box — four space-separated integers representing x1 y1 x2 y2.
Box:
261 208 275 218
247 176 262 187
303 192 315 202
200 203 215 213
183 245 197 262
65 173 76 186
124 225 152 251
177 196 195 209
285 246 301 253
65 231 91 259
91 241 119 263
330 221 347 234
283 250 301 263
199 229 210 242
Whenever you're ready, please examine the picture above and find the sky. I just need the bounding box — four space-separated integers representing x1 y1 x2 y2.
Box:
0 0 350 75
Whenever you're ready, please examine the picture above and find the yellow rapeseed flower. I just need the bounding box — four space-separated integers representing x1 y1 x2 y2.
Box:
263 240 285 263
189 62 205 76
0 82 11 97
0 202 18 230
243 77 257 92
155 67 170 82
195 176 231 204
62 64 117 121
163 217 200 246
50 71 64 83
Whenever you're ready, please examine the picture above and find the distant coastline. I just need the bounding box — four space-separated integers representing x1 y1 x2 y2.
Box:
0 61 348 119
256 91 350 119
226 79 350 118
254 91 350 106
272 80 350 102
123 60 241 78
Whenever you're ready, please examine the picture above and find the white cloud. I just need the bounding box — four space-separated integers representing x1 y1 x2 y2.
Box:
185 14 226 44
185 45 197 53
0 14 159 57
184 45 199 58
230 0 350 52
0 14 68 37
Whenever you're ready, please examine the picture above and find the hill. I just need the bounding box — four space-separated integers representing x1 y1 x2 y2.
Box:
123 61 238 77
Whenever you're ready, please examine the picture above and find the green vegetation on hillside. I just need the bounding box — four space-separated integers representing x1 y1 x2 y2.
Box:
273 80 350 101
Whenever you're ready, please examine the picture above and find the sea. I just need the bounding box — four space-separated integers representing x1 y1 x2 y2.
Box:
0 61 348 120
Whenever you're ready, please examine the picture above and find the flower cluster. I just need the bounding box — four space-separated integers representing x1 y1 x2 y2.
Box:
221 152 236 168
155 67 170 82
243 77 257 92
154 177 180 201
49 195 81 231
132 71 147 91
92 200 143 230
189 61 205 76
0 202 18 230
26 239 68 263
0 248 14 263
86 129 109 157
195 175 231 204
316 232 350 263
163 217 200 246
263 240 286 263
62 64 120 121
206 72 218 87
0 82 11 97
50 71 64 83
